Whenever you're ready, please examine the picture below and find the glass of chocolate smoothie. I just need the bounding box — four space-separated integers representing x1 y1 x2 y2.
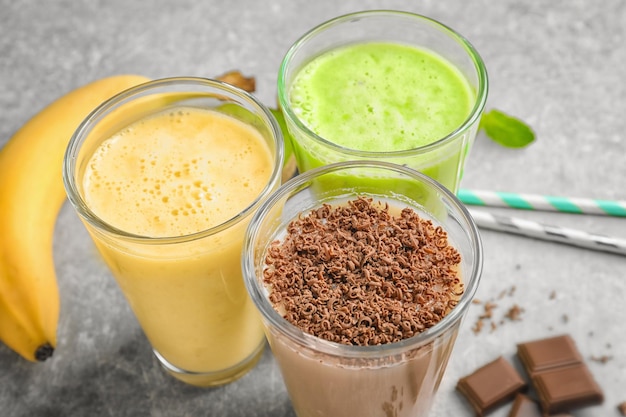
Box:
242 161 482 417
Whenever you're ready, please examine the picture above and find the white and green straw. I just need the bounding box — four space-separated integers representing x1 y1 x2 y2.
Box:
467 208 626 256
458 189 626 217
456 189 626 255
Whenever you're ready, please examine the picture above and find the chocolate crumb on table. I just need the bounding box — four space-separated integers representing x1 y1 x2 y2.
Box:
471 300 497 334
590 354 612 364
263 196 463 346
471 285 523 335
481 301 498 320
504 304 524 321
456 356 527 416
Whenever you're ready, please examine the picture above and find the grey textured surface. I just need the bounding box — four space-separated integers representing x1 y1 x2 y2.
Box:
1 0 625 416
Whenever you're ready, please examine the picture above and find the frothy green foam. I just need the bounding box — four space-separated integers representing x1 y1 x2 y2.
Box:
290 42 475 152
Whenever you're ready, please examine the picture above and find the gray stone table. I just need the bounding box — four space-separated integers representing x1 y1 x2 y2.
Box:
1 1 624 416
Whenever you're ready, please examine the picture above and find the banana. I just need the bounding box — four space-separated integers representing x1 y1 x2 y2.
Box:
0 75 150 361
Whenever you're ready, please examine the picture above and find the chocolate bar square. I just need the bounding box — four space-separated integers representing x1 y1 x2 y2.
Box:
516 334 582 376
532 363 604 414
457 356 527 416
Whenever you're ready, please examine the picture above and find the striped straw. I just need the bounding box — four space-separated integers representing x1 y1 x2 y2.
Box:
468 208 626 256
458 189 626 217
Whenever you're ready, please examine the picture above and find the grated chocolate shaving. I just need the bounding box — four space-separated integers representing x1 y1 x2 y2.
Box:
471 285 524 334
263 196 463 346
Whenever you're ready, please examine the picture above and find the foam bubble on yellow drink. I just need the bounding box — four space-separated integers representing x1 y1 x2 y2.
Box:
83 106 272 237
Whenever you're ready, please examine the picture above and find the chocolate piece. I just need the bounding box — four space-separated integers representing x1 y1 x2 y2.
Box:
532 363 604 413
618 401 626 416
457 356 527 416
517 334 582 375
508 394 542 417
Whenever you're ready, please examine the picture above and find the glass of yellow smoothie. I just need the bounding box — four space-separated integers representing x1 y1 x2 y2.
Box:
63 77 284 387
243 161 483 417
278 10 488 192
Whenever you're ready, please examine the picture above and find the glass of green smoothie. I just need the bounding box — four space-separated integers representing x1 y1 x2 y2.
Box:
277 10 488 192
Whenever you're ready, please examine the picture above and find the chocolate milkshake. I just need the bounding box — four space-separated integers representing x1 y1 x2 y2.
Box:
243 161 482 417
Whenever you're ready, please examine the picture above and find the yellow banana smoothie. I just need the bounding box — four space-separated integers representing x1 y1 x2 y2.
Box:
81 105 274 385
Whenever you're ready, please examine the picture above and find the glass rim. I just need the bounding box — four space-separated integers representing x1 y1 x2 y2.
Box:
242 160 483 358
62 76 285 244
277 9 489 157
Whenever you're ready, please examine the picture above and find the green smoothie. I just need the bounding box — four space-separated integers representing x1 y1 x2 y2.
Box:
286 41 478 191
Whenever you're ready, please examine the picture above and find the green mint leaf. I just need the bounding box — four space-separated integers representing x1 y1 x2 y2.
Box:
480 109 535 148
